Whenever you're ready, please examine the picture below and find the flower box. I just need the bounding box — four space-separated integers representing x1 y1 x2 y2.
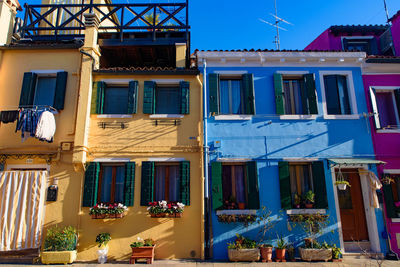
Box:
228 248 260 262
89 203 128 219
130 246 155 264
41 250 77 264
167 213 182 218
147 201 185 218
299 248 332 262
150 213 166 218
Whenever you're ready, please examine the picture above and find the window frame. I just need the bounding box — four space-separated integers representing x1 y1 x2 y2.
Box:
32 74 57 107
289 162 314 203
341 36 375 54
153 162 181 202
319 71 358 119
369 86 400 133
221 162 248 209
219 76 245 115
154 84 181 115
102 84 130 115
97 163 126 204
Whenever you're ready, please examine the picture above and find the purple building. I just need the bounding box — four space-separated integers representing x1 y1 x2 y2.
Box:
306 11 400 257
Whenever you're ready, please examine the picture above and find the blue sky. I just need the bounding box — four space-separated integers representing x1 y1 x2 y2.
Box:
18 0 400 51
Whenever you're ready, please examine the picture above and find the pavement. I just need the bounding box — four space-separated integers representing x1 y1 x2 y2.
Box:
1 259 399 267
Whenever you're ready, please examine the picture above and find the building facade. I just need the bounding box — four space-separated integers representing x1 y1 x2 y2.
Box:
305 12 400 256
197 50 387 260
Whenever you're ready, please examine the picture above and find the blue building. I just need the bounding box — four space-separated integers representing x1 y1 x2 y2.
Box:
196 50 387 260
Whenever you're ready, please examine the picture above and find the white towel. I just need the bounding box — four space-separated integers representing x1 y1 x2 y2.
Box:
35 111 56 142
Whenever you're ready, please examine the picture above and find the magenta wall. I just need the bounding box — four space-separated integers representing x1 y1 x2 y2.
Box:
363 74 400 254
391 16 400 56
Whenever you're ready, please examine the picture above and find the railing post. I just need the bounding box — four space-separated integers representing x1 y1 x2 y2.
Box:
120 6 124 42
22 4 29 39
55 6 60 41
153 5 156 41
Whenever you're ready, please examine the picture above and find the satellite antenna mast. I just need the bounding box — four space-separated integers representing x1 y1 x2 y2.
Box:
259 0 293 50
383 0 390 23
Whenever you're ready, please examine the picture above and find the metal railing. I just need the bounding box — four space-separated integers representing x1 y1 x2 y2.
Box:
17 1 189 41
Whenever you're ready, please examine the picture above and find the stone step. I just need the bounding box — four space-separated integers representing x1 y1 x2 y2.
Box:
343 252 384 260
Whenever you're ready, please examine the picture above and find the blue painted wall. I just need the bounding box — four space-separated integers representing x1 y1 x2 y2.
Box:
203 66 387 260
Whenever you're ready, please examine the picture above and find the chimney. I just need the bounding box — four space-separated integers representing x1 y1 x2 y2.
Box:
0 0 21 45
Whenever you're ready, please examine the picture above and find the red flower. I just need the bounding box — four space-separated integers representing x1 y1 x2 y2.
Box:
168 204 172 209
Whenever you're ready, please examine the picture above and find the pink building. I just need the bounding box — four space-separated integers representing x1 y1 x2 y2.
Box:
306 12 400 257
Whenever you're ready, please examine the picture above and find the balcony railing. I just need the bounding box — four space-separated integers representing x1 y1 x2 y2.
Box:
16 1 189 42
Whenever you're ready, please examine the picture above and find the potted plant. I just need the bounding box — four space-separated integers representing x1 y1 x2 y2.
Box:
41 226 77 264
227 234 260 262
303 190 315 209
299 240 332 262
275 235 287 262
287 244 295 262
259 244 273 263
89 203 127 219
147 201 167 217
255 206 280 263
331 244 342 262
294 193 301 209
130 238 155 264
96 233 111 264
335 180 351 191
167 202 185 218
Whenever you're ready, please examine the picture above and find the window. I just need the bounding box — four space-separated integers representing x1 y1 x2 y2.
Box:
208 74 255 115
91 81 137 115
370 88 400 130
274 73 318 115
98 165 126 203
155 86 180 114
382 174 400 218
140 161 190 206
342 37 378 55
103 86 129 114
82 162 135 207
19 72 68 110
211 161 259 210
222 164 247 209
323 75 352 115
143 81 190 115
278 161 328 210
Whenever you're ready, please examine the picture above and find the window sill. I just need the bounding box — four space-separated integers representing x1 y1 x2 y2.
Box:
323 115 359 120
149 114 184 119
96 114 133 119
376 129 400 133
286 209 326 215
392 218 400 223
279 115 317 120
216 210 257 216
214 115 252 121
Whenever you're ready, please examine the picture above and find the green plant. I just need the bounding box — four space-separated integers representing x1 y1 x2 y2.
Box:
275 235 287 249
43 226 77 251
144 13 160 26
332 244 341 259
227 234 257 250
304 190 315 204
130 238 155 248
289 214 330 249
294 193 302 206
96 233 111 248
217 214 257 227
258 243 273 248
335 180 351 187
255 206 281 245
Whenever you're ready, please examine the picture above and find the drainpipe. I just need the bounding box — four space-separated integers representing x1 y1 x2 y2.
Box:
202 58 211 259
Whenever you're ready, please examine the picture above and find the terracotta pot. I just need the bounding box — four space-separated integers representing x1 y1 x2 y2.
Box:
260 247 273 262
305 203 314 209
115 213 124 218
91 214 96 219
275 248 286 261
238 203 245 210
150 213 166 218
130 246 155 264
175 213 182 218
96 214 106 219
294 204 300 209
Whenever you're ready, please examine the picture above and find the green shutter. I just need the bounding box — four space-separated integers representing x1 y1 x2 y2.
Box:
304 74 318 115
143 81 156 114
127 81 138 114
91 82 105 114
53 71 68 110
382 184 397 218
242 74 255 115
19 72 37 107
312 161 328 209
211 161 223 210
180 81 190 114
179 161 190 205
274 73 285 115
140 161 154 206
208 74 219 115
124 162 135 206
246 161 260 209
82 162 100 207
393 89 400 118
299 80 308 115
279 161 292 210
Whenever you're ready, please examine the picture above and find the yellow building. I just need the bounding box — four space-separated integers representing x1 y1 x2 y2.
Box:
0 0 203 262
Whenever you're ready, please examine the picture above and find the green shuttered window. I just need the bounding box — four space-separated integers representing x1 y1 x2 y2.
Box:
19 71 68 110
208 74 255 115
278 161 328 210
143 81 190 114
82 162 136 207
140 161 191 206
382 183 399 218
211 161 260 210
274 73 318 115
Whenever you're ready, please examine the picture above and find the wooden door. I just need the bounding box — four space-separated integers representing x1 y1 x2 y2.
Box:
338 169 369 241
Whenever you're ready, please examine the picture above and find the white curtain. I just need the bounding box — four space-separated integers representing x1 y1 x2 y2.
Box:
0 171 47 251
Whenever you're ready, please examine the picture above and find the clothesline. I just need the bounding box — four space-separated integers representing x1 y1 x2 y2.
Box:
0 105 58 112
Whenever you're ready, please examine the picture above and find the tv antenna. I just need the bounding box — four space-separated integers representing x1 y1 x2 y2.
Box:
259 0 293 50
383 0 390 23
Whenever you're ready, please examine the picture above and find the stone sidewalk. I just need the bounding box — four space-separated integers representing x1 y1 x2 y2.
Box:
1 259 399 267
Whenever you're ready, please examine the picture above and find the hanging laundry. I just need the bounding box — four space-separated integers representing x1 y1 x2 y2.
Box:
35 111 56 143
0 110 19 124
16 109 39 139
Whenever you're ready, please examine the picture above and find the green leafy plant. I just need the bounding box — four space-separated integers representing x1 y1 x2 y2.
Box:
96 233 111 248
331 244 341 259
217 214 257 227
303 190 315 204
275 235 287 249
294 193 302 207
130 238 155 248
43 226 77 251
255 206 281 246
227 234 257 250
334 180 351 187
